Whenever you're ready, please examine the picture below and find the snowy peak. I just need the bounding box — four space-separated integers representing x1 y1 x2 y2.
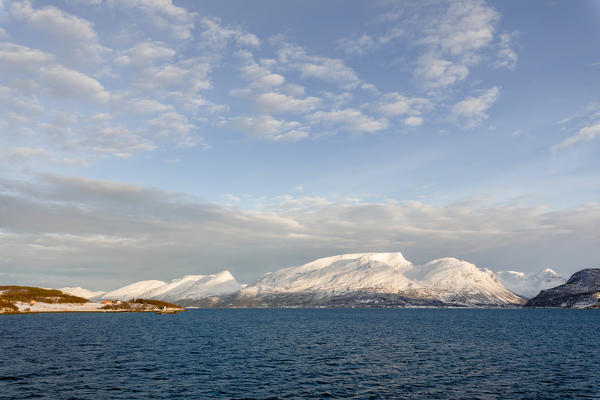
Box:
59 287 105 299
240 252 524 306
100 280 167 300
242 252 416 297
147 271 242 301
99 271 242 302
496 268 566 298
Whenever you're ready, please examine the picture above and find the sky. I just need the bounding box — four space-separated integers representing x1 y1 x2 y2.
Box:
0 0 599 290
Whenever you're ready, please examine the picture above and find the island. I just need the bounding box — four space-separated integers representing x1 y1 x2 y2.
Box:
0 286 184 314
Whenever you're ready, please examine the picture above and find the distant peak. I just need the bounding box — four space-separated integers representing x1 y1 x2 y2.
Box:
310 251 410 265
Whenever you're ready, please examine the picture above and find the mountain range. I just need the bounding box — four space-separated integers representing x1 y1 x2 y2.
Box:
57 252 572 308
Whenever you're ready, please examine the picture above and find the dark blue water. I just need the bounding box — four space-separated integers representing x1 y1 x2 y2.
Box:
1 309 599 399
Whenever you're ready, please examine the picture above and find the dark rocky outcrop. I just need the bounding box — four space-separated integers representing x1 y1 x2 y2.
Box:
525 268 600 308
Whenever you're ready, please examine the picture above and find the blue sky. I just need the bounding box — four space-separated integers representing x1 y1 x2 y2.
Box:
0 0 599 288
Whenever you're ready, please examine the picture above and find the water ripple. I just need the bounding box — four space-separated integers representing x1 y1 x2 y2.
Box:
0 309 599 399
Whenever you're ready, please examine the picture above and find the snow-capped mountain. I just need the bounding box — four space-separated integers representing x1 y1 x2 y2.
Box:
99 280 166 300
235 252 524 307
97 271 242 302
496 269 566 298
59 287 106 299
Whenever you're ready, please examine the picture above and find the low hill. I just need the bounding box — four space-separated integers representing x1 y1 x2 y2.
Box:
0 286 185 314
0 286 88 304
0 286 88 314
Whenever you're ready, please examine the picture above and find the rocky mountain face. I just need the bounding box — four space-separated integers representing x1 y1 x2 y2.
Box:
525 268 600 309
496 269 566 298
213 252 525 308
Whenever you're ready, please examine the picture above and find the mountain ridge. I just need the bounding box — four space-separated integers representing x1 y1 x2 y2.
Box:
56 252 578 307
232 253 524 307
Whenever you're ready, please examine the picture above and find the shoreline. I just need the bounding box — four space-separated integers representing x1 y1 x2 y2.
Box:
1 300 184 315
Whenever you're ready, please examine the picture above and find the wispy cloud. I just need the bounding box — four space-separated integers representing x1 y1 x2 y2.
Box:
451 86 501 128
553 122 600 151
1 173 599 287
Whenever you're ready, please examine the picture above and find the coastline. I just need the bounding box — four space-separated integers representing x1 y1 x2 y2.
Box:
1 301 184 315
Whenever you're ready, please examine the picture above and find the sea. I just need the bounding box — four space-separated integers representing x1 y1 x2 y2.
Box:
1 309 599 399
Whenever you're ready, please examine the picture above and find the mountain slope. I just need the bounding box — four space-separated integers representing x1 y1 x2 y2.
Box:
98 271 242 302
242 253 415 296
525 268 600 308
59 287 106 299
496 269 566 298
234 252 524 307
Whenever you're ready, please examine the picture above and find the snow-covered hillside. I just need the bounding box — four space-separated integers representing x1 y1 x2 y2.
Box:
496 269 566 298
97 271 242 302
59 287 106 299
238 252 524 306
99 280 167 301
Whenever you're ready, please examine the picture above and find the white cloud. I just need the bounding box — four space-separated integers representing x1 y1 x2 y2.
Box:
229 116 308 141
239 58 286 90
111 0 197 40
337 34 376 56
118 97 173 114
1 147 87 166
148 111 207 148
451 86 501 127
253 92 322 114
223 194 241 203
0 85 43 115
199 17 260 54
378 92 430 122
379 1 502 90
10 1 108 65
1 174 599 287
0 42 53 73
308 109 388 133
404 116 423 126
494 31 519 70
417 1 499 59
114 41 175 66
414 54 469 90
553 122 600 151
135 59 212 97
323 91 353 107
6 147 49 158
41 65 110 103
276 41 360 89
